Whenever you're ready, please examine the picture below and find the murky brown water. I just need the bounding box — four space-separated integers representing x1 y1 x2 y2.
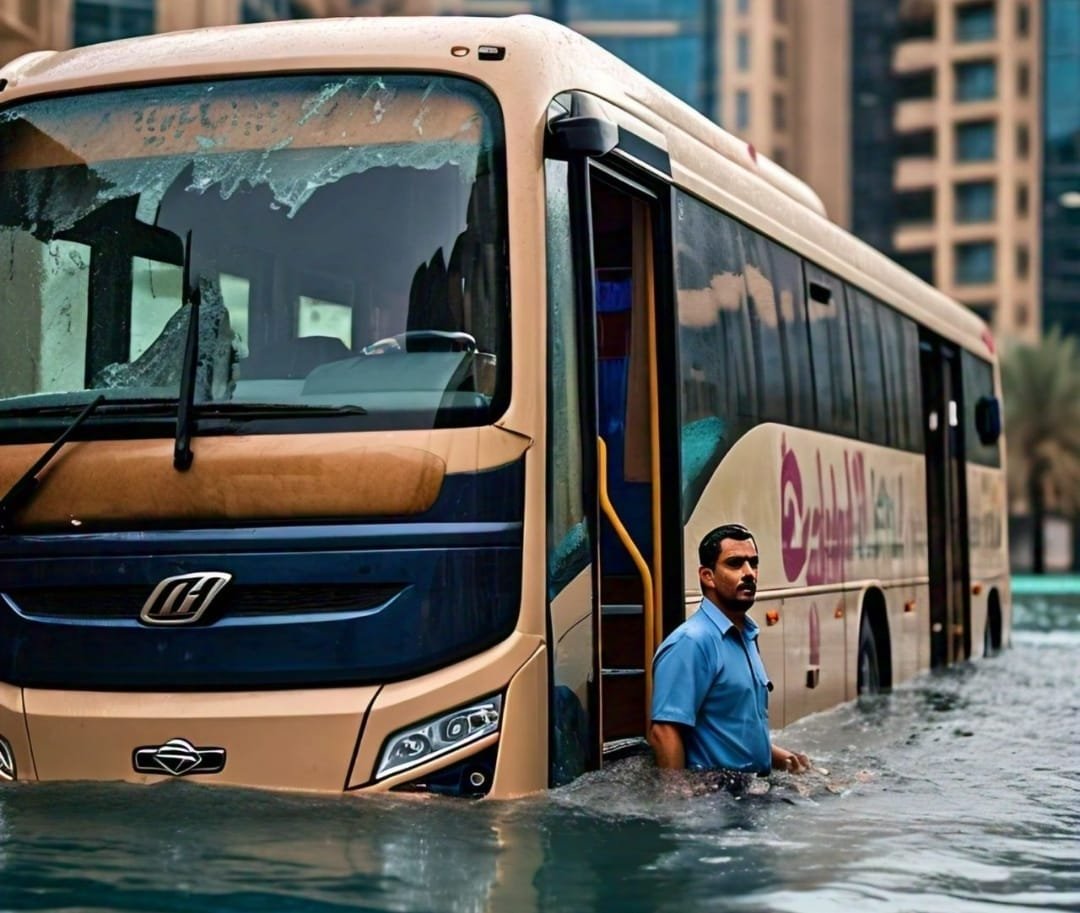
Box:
0 591 1076 912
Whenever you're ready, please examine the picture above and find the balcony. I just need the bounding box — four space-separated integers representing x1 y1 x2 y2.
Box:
894 39 937 73
894 156 937 190
894 223 937 251
895 99 936 132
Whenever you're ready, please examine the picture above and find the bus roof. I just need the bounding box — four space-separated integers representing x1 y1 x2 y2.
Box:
0 14 993 358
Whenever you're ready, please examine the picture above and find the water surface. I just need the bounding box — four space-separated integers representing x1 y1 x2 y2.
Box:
0 592 1076 912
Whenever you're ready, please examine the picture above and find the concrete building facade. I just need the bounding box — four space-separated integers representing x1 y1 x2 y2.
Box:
858 0 1044 342
1042 0 1080 337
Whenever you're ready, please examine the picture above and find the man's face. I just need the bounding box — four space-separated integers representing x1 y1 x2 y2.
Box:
702 537 759 611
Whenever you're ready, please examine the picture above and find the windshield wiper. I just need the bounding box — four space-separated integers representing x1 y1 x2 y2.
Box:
0 394 106 532
198 403 368 418
0 398 178 418
174 230 199 472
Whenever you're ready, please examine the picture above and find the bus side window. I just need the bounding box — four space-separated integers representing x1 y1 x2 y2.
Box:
848 287 889 447
674 191 758 511
804 264 856 438
900 316 924 451
877 304 907 450
767 240 813 429
738 226 813 429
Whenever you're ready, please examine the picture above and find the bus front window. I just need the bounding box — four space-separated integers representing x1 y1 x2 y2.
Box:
0 74 508 431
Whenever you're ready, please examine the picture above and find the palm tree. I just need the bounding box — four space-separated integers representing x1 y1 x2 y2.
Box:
1001 328 1080 573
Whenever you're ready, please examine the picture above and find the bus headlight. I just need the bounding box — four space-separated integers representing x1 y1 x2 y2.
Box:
375 695 502 781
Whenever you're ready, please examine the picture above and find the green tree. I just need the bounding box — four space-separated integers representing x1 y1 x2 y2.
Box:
1001 328 1080 573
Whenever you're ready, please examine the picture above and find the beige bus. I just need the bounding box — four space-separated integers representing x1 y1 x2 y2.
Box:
0 15 1008 797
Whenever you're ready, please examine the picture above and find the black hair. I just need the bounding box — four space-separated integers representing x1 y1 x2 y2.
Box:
699 524 756 568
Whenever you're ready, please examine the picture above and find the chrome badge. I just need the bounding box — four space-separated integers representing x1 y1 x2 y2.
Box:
132 738 226 777
0 736 15 781
139 572 231 625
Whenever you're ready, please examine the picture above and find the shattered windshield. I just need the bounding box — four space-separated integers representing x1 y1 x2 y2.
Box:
0 74 508 432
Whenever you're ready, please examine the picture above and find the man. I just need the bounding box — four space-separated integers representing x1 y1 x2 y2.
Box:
648 523 810 776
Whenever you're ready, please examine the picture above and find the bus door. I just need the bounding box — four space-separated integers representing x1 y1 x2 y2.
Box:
920 334 971 666
547 106 682 767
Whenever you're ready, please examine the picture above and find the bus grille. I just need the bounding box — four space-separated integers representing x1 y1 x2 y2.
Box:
3 584 406 620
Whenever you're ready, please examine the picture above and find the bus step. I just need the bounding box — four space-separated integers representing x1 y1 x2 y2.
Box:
601 603 644 615
601 605 645 669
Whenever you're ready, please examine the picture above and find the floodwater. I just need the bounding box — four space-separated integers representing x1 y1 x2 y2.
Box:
1 589 1077 913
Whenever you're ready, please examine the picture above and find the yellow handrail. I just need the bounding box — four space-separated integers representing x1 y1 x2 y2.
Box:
597 436 655 729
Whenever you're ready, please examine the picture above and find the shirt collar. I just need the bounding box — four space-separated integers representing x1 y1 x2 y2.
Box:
700 597 759 640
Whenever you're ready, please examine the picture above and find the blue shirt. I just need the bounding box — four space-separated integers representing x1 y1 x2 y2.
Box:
650 598 773 774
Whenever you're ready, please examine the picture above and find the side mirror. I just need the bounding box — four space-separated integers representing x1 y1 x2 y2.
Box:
974 395 1002 446
545 114 618 161
545 92 618 161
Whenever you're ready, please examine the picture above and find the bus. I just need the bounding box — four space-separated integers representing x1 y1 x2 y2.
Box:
0 15 1009 797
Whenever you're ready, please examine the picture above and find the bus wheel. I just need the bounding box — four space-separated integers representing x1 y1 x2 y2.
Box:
857 620 881 695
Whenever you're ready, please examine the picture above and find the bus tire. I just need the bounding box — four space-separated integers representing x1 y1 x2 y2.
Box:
857 619 881 696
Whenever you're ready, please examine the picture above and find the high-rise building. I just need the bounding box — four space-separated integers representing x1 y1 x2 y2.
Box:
1042 0 1080 337
856 0 1043 342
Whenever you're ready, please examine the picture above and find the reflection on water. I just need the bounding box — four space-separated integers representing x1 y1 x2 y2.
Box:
1 592 1078 913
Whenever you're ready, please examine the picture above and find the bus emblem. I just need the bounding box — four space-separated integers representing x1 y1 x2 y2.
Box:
132 738 226 777
139 572 232 625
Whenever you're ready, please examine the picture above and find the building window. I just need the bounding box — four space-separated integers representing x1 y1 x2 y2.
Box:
955 120 996 161
1016 303 1029 326
772 147 787 167
1017 183 1029 217
242 0 295 22
968 302 995 324
775 0 787 23
1016 244 1030 279
955 2 996 41
736 90 750 130
737 32 751 71
899 4 935 40
1017 2 1030 36
772 93 787 131
1017 62 1030 97
955 242 996 285
955 61 997 102
899 69 936 100
738 0 751 13
955 181 996 222
896 250 935 285
773 38 787 78
898 129 936 157
1017 123 1030 158
73 0 154 47
897 189 935 224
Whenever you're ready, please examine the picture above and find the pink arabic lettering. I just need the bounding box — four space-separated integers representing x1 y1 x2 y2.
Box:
780 437 870 586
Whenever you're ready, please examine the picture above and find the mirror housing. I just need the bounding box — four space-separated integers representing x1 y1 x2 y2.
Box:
545 93 618 160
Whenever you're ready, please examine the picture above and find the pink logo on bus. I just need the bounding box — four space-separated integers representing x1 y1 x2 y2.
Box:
779 437 909 586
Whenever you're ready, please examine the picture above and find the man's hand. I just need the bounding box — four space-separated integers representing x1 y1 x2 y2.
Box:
771 745 810 773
